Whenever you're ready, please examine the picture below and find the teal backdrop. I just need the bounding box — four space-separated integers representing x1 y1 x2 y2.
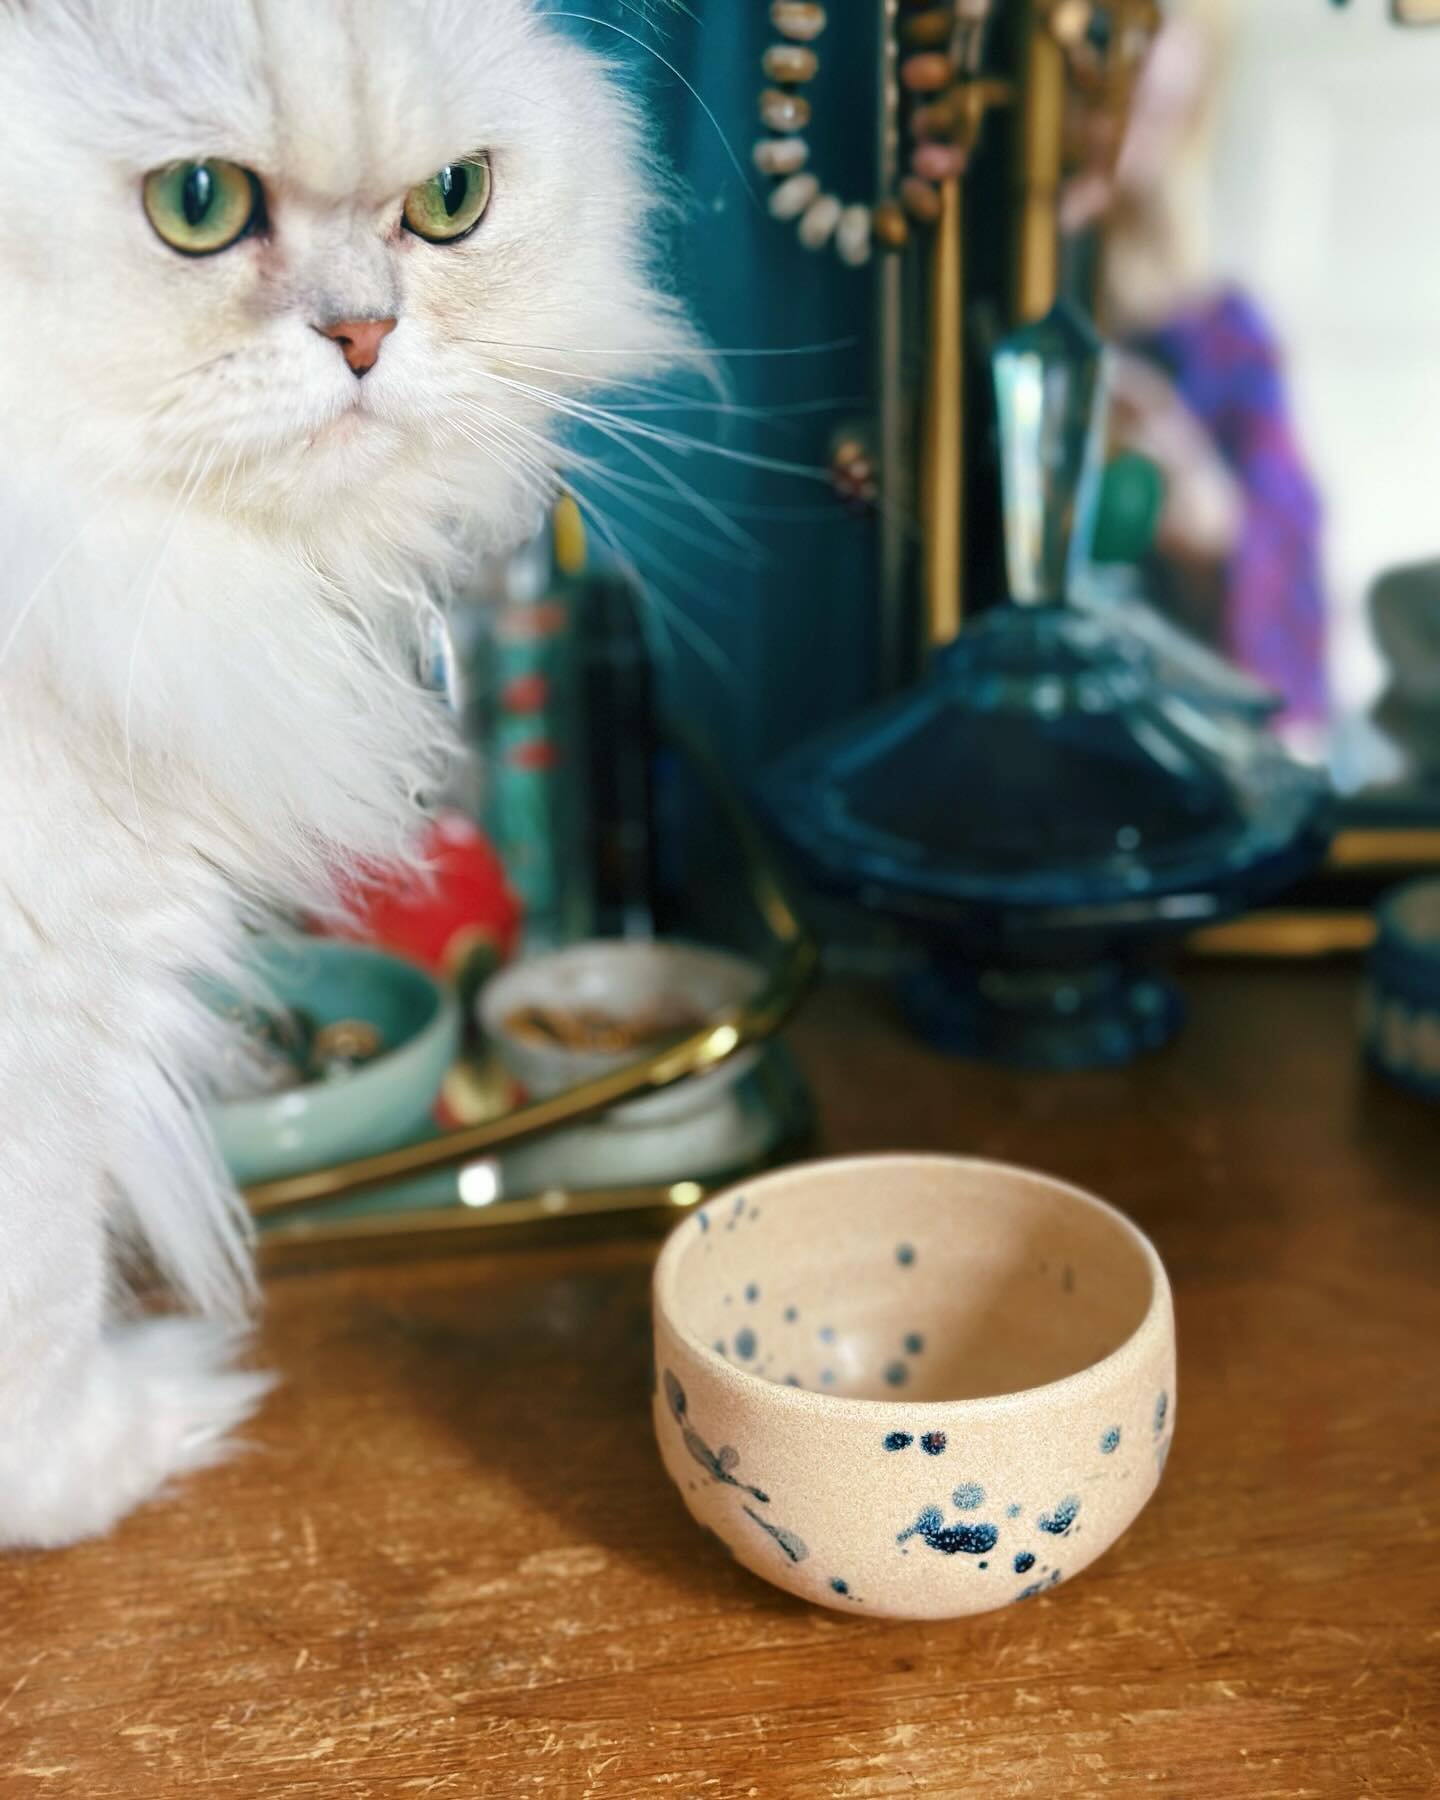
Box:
556 3 884 775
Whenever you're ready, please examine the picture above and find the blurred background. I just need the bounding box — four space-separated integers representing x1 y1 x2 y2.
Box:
557 0 1440 794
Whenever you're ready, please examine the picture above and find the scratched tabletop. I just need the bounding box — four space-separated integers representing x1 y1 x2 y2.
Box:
2 964 1436 1799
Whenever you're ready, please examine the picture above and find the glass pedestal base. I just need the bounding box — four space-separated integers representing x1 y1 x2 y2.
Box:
901 958 1185 1071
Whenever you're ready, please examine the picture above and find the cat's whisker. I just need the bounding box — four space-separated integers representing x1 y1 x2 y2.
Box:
452 396 764 570
539 10 758 208
471 380 766 560
447 404 736 656
476 365 837 487
459 333 857 362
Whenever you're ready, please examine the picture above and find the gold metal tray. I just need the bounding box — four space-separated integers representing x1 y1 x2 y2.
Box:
246 731 819 1259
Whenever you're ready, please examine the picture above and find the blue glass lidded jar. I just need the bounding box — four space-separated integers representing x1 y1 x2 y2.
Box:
757 304 1333 1069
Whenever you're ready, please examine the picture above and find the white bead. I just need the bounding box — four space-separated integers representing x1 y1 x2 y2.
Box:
797 192 842 251
753 135 809 177
769 172 820 221
835 203 873 267
770 1 827 42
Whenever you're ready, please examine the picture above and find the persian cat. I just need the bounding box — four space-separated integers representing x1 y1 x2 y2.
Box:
0 0 688 1545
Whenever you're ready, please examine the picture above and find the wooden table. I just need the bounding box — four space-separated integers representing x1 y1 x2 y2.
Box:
3 965 1436 1798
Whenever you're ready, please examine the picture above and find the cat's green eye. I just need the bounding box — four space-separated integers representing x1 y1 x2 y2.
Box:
142 159 262 256
402 157 492 244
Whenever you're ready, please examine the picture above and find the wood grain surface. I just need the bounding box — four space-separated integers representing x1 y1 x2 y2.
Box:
1 965 1436 1799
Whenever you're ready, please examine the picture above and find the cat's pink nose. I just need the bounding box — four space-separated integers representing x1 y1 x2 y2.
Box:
315 315 397 377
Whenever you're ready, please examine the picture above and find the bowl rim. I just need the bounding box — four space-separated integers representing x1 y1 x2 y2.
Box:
479 936 766 1034
652 1151 1173 1420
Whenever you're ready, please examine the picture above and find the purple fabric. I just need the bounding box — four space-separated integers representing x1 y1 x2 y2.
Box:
1135 288 1329 727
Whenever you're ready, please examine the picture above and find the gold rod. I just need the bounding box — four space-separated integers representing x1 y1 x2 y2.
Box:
259 1182 704 1264
920 176 964 648
1187 913 1377 959
876 0 911 690
1329 829 1440 869
1014 4 1066 321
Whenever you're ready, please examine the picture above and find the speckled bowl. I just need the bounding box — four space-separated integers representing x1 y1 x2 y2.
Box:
652 1154 1175 1619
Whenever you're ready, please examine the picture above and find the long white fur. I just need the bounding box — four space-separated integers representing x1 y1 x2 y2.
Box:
0 0 689 1545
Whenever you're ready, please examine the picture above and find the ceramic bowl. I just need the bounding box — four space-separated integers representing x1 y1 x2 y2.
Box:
207 938 460 1185
652 1154 1175 1619
479 939 764 1127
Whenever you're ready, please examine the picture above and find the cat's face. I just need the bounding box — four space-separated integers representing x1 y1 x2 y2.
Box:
0 0 683 548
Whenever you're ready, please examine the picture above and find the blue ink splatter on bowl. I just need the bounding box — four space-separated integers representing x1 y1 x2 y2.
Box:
745 1283 760 1303
818 1325 836 1344
734 1327 757 1360
784 1306 798 1323
1007 1503 1022 1519
1016 1581 1046 1601
830 1577 849 1595
1038 1495 1081 1536
784 1374 801 1387
1154 1390 1168 1436
1013 1551 1035 1574
684 1435 768 1504
884 1431 914 1452
697 1211 709 1234
1100 1427 1121 1454
665 1370 770 1503
903 1332 925 1355
952 1483 985 1510
920 1431 947 1457
896 1243 916 1267
978 1561 987 1569
713 1339 726 1356
742 1505 808 1564
884 1361 908 1388
821 1369 835 1385
897 1507 998 1557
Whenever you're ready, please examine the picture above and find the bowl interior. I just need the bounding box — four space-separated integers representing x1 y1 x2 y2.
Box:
665 1158 1156 1402
479 939 765 1120
245 936 443 1050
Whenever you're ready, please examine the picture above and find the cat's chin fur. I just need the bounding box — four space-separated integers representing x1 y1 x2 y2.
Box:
0 0 692 1547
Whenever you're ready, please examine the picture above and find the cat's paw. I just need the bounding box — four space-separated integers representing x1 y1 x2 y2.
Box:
0 1318 272 1549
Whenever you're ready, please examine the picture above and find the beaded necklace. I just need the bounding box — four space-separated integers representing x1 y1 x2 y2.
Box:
753 0 999 267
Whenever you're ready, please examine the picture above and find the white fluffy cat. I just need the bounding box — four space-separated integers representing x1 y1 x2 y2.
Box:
0 0 688 1545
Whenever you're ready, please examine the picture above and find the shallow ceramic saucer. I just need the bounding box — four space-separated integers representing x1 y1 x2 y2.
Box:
652 1154 1175 1619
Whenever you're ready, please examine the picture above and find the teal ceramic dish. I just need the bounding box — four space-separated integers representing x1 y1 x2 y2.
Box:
207 938 460 1185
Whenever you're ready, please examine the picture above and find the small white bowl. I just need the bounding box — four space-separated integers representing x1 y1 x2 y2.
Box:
653 1154 1176 1619
479 939 764 1127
